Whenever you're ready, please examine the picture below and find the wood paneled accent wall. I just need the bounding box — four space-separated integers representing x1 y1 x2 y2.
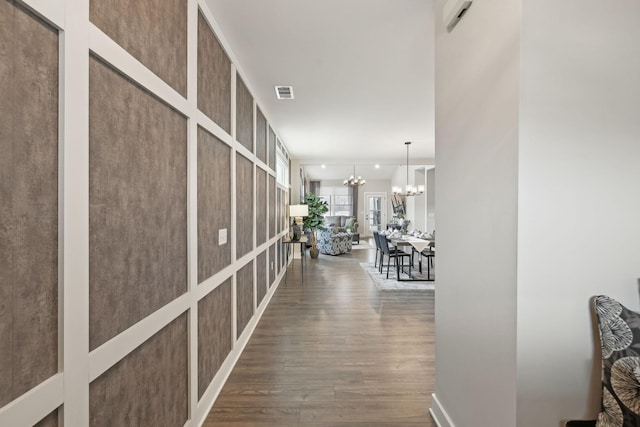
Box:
198 277 232 399
268 126 277 170
269 175 277 239
0 0 59 408
277 238 283 275
278 188 286 233
256 250 267 306
256 106 267 163
89 314 188 426
256 167 267 246
34 410 59 427
197 9 231 133
90 0 187 96
269 243 276 287
198 127 232 283
235 73 254 152
0 0 290 425
236 261 254 338
89 55 188 350
236 153 254 259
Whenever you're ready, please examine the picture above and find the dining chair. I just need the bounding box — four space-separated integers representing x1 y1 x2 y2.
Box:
373 232 386 273
412 241 435 272
378 234 411 279
419 242 435 279
372 231 381 269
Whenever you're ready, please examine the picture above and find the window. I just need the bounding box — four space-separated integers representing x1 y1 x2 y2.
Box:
318 194 353 216
276 154 288 186
329 195 352 216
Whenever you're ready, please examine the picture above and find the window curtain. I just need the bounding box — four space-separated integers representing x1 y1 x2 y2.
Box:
351 186 358 217
309 180 320 195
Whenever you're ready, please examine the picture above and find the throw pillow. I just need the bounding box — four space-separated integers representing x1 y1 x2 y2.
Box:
593 295 640 426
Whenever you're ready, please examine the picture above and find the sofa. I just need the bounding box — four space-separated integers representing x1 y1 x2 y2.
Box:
317 227 353 255
323 215 358 232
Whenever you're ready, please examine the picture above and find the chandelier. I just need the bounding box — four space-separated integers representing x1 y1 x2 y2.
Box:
392 142 424 196
343 165 366 187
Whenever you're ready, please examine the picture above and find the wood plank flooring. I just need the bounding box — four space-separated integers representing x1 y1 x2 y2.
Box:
204 240 436 426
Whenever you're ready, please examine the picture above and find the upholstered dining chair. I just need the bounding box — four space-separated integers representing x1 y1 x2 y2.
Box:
373 232 388 273
372 231 381 268
412 241 434 272
378 234 411 279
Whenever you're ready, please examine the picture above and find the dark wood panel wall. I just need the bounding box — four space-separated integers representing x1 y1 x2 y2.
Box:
34 409 59 427
236 261 254 338
257 250 267 306
89 314 189 427
198 127 232 283
0 0 59 408
198 278 232 399
1 0 290 424
268 126 277 170
235 73 253 152
236 153 254 259
277 238 283 275
256 106 268 163
197 10 231 133
90 0 187 96
279 188 287 234
89 55 188 350
256 167 268 246
269 243 276 287
277 187 283 234
269 175 277 239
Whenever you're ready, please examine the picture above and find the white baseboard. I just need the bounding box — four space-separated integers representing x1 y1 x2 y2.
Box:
430 393 456 427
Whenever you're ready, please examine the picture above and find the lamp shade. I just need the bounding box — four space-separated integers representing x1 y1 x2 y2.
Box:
289 204 308 217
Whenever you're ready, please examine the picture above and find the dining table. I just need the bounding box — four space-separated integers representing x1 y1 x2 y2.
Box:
389 235 435 282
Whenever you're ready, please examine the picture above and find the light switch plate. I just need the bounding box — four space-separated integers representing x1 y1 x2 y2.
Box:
219 228 227 245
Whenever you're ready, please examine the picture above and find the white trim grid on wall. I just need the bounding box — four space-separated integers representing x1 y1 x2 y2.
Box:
0 0 291 425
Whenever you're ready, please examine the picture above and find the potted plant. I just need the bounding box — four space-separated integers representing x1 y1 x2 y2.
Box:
302 193 328 258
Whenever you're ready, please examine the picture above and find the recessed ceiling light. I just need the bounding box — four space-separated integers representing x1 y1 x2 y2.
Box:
321 164 326 168
375 164 380 168
274 86 294 100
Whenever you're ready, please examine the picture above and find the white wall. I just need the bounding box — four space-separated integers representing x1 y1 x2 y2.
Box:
516 1 640 425
432 0 520 426
426 168 435 233
433 0 640 426
414 169 426 231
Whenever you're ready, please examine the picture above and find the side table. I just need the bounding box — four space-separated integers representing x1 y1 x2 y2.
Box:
283 236 308 283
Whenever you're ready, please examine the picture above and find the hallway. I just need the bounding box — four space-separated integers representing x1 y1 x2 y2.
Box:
204 244 436 426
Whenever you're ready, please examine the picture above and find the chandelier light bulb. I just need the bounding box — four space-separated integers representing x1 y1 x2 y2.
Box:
343 165 366 187
392 142 424 197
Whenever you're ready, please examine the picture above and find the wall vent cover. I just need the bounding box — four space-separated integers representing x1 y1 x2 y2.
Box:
274 86 294 99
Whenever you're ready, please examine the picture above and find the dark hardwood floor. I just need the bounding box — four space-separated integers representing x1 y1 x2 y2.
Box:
204 240 436 426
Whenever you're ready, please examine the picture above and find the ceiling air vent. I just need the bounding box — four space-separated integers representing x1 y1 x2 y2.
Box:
274 86 294 100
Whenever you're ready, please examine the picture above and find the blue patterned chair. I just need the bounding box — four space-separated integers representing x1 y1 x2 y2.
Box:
317 227 352 255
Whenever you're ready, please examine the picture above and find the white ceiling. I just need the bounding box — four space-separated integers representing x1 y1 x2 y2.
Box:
303 163 399 181
205 0 435 178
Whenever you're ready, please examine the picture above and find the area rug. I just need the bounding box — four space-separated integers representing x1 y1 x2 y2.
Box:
359 262 435 291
